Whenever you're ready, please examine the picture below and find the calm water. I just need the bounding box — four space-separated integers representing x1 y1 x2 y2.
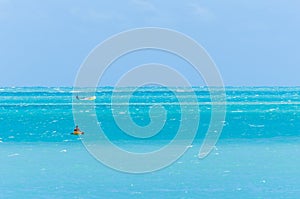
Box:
0 87 300 198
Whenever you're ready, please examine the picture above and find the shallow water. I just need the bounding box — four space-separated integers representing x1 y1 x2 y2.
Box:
0 87 300 198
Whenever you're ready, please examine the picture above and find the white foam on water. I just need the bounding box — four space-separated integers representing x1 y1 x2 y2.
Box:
8 153 20 157
231 110 244 113
248 124 265 128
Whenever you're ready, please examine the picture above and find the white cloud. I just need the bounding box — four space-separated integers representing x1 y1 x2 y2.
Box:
69 6 123 22
130 0 156 12
189 3 215 21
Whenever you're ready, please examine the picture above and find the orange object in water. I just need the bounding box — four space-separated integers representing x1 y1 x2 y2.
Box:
71 131 84 135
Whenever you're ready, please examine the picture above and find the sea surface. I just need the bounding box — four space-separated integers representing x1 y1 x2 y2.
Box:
0 87 300 198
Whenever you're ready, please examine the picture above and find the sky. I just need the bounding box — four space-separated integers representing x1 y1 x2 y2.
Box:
0 0 299 86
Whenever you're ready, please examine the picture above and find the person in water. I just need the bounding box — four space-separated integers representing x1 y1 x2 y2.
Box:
72 125 84 135
74 125 80 132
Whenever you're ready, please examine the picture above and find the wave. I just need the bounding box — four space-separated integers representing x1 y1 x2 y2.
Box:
0 87 299 142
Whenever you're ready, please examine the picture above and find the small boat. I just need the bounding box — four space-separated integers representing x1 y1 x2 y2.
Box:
71 130 84 135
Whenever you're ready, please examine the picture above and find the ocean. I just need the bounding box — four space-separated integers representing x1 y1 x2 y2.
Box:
0 87 300 198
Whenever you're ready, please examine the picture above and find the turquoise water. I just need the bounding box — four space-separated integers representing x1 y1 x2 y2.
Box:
1 87 300 198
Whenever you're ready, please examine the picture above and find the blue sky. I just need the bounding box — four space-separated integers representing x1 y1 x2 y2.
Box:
0 0 299 86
